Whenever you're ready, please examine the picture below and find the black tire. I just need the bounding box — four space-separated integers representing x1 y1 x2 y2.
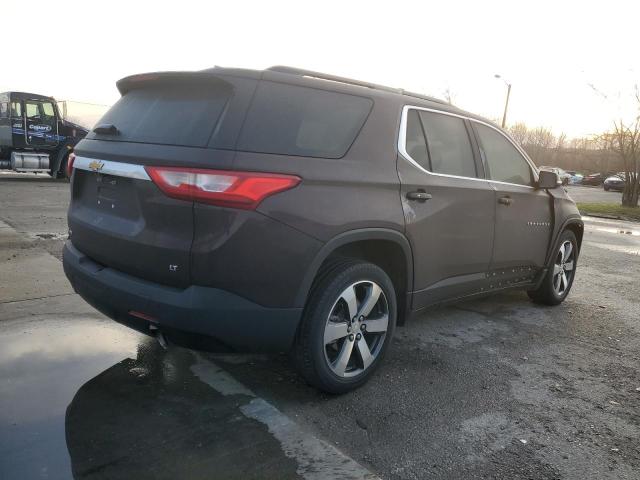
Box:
293 258 396 394
528 230 578 305
604 186 610 191
52 153 70 181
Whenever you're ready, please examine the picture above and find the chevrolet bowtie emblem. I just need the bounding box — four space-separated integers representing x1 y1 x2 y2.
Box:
89 160 105 172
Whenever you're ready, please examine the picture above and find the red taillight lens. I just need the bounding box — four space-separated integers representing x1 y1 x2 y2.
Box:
145 166 301 210
128 310 158 322
66 152 76 178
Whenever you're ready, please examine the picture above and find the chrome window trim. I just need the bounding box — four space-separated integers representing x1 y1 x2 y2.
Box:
73 156 151 181
397 105 538 189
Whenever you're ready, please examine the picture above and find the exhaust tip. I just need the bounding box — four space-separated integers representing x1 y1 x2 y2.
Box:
156 330 169 350
147 322 169 350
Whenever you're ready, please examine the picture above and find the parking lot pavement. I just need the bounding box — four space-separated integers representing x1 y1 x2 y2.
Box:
0 220 376 480
565 185 623 204
1 175 639 480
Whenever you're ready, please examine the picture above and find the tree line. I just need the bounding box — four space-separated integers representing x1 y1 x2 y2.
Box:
506 123 621 174
506 119 639 207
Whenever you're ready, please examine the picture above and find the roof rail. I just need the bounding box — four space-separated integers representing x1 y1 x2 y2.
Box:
267 66 448 106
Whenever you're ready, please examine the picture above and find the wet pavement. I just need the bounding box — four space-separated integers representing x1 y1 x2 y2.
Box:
0 292 370 480
1 174 639 479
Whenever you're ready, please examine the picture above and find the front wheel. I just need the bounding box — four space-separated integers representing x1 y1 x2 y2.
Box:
293 259 396 394
528 230 578 305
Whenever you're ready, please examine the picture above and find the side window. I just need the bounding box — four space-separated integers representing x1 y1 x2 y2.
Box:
404 109 429 169
419 111 477 178
11 101 22 117
42 102 55 118
0 102 8 118
474 123 533 186
25 101 40 119
238 81 373 158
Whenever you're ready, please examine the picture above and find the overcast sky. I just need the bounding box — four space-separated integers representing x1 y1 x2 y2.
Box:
3 0 638 137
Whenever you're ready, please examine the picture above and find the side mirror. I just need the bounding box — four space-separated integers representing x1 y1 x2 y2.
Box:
537 170 560 189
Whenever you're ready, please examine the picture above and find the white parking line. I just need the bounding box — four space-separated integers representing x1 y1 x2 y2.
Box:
191 354 380 480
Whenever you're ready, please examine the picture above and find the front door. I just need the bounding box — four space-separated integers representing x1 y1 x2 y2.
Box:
471 122 553 276
24 99 58 147
398 107 495 309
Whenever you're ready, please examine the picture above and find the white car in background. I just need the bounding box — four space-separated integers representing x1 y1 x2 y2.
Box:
604 173 626 192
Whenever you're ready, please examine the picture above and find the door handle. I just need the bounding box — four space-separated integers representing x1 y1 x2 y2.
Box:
406 190 432 202
498 195 513 206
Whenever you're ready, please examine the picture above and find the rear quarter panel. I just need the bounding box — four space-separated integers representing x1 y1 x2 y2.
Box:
246 94 406 241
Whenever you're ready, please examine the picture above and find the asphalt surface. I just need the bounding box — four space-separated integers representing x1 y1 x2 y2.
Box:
1 173 639 480
565 185 623 204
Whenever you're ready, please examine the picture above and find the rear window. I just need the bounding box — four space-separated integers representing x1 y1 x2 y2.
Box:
92 81 231 147
237 81 373 158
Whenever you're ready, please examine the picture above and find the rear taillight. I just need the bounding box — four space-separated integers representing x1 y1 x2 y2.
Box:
66 152 76 178
144 166 301 210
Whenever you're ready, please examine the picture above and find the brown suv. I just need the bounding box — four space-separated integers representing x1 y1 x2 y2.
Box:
63 66 583 393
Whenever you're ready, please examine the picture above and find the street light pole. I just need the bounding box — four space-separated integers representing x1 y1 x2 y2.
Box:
501 83 511 128
494 74 511 128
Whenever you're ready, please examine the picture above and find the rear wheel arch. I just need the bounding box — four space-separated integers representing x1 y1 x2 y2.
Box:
296 229 413 325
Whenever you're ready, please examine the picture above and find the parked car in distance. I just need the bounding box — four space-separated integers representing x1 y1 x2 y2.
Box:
604 173 626 191
540 166 571 185
582 172 612 186
63 66 584 393
565 171 583 185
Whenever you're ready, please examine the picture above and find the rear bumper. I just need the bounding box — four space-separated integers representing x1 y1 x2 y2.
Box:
63 241 302 352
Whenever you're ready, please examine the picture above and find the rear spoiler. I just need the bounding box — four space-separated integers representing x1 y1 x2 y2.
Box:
116 71 233 96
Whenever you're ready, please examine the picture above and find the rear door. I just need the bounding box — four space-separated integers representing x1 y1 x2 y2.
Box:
398 107 495 308
471 121 553 274
68 74 240 288
24 99 58 147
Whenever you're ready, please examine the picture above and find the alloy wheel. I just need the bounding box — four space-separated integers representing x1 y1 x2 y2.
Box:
323 281 389 378
553 240 575 296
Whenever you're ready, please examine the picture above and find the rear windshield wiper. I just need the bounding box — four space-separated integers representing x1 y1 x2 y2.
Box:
93 123 119 135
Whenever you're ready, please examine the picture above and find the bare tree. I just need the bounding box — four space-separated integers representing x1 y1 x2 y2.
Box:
507 123 618 172
525 127 556 166
605 116 640 207
555 133 567 152
587 82 640 206
507 123 529 146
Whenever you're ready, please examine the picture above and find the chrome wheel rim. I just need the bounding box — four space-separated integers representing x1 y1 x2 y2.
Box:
553 240 575 296
323 281 389 378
